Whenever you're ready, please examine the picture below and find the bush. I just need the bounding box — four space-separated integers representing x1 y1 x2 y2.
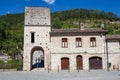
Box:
0 60 23 70
7 60 19 64
17 65 23 71
0 60 4 64
5 64 19 69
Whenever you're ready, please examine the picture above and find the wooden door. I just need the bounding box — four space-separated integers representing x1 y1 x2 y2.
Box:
76 55 83 70
61 57 69 70
89 57 102 69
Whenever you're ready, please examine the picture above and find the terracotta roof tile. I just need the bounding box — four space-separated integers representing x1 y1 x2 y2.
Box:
50 28 108 36
51 28 107 33
106 35 120 40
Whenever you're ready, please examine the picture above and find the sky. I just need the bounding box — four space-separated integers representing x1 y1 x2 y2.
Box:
0 0 120 17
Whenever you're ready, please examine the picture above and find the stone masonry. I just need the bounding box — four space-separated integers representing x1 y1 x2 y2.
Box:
23 6 120 71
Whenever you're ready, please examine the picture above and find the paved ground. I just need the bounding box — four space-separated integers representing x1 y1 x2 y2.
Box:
0 70 119 80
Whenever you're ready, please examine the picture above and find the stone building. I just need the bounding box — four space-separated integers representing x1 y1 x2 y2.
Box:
23 6 120 71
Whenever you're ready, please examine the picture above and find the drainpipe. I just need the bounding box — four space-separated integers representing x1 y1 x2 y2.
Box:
106 39 109 71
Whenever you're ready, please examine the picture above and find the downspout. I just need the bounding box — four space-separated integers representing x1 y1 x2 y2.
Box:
106 39 109 71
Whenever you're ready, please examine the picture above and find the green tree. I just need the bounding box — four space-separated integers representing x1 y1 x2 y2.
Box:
52 17 62 29
0 26 6 50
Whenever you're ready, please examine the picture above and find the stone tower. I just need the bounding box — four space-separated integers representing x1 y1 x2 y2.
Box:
23 7 51 71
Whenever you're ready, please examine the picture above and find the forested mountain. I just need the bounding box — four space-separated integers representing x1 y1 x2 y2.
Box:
0 13 24 58
51 9 120 32
0 8 120 58
52 9 119 21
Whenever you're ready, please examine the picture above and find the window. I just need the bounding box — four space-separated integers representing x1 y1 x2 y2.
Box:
90 37 96 47
31 32 35 43
76 38 82 47
62 38 68 48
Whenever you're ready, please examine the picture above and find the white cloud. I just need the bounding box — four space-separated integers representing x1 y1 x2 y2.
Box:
42 0 55 4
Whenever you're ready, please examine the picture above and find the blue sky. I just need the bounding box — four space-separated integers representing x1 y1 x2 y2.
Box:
0 0 120 17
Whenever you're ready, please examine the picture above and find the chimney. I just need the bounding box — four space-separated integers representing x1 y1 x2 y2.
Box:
79 22 85 30
101 23 104 28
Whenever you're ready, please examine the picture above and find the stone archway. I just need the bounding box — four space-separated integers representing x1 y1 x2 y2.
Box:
89 56 102 69
76 55 83 70
61 57 69 70
31 46 44 70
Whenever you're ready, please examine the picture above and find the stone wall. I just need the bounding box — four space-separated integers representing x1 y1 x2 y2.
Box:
23 7 51 71
107 41 120 70
50 35 106 54
23 6 120 71
108 41 120 53
50 35 107 71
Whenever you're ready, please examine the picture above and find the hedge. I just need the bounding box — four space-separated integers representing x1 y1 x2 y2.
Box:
0 60 23 70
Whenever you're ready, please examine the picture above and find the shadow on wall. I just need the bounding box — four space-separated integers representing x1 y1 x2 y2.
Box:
32 60 44 69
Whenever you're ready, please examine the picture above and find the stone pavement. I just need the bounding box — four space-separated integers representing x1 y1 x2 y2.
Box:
0 70 119 80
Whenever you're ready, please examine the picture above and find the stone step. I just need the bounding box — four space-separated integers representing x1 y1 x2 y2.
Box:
31 68 44 71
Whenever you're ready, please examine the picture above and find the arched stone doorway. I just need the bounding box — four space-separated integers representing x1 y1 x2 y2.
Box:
31 46 44 70
61 57 69 70
89 57 102 69
76 55 83 70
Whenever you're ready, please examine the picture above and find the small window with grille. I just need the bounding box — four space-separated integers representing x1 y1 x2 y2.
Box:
62 38 68 48
76 38 82 47
90 37 96 47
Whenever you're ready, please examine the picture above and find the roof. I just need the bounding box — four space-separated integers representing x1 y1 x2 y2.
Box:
106 35 120 40
50 28 108 36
